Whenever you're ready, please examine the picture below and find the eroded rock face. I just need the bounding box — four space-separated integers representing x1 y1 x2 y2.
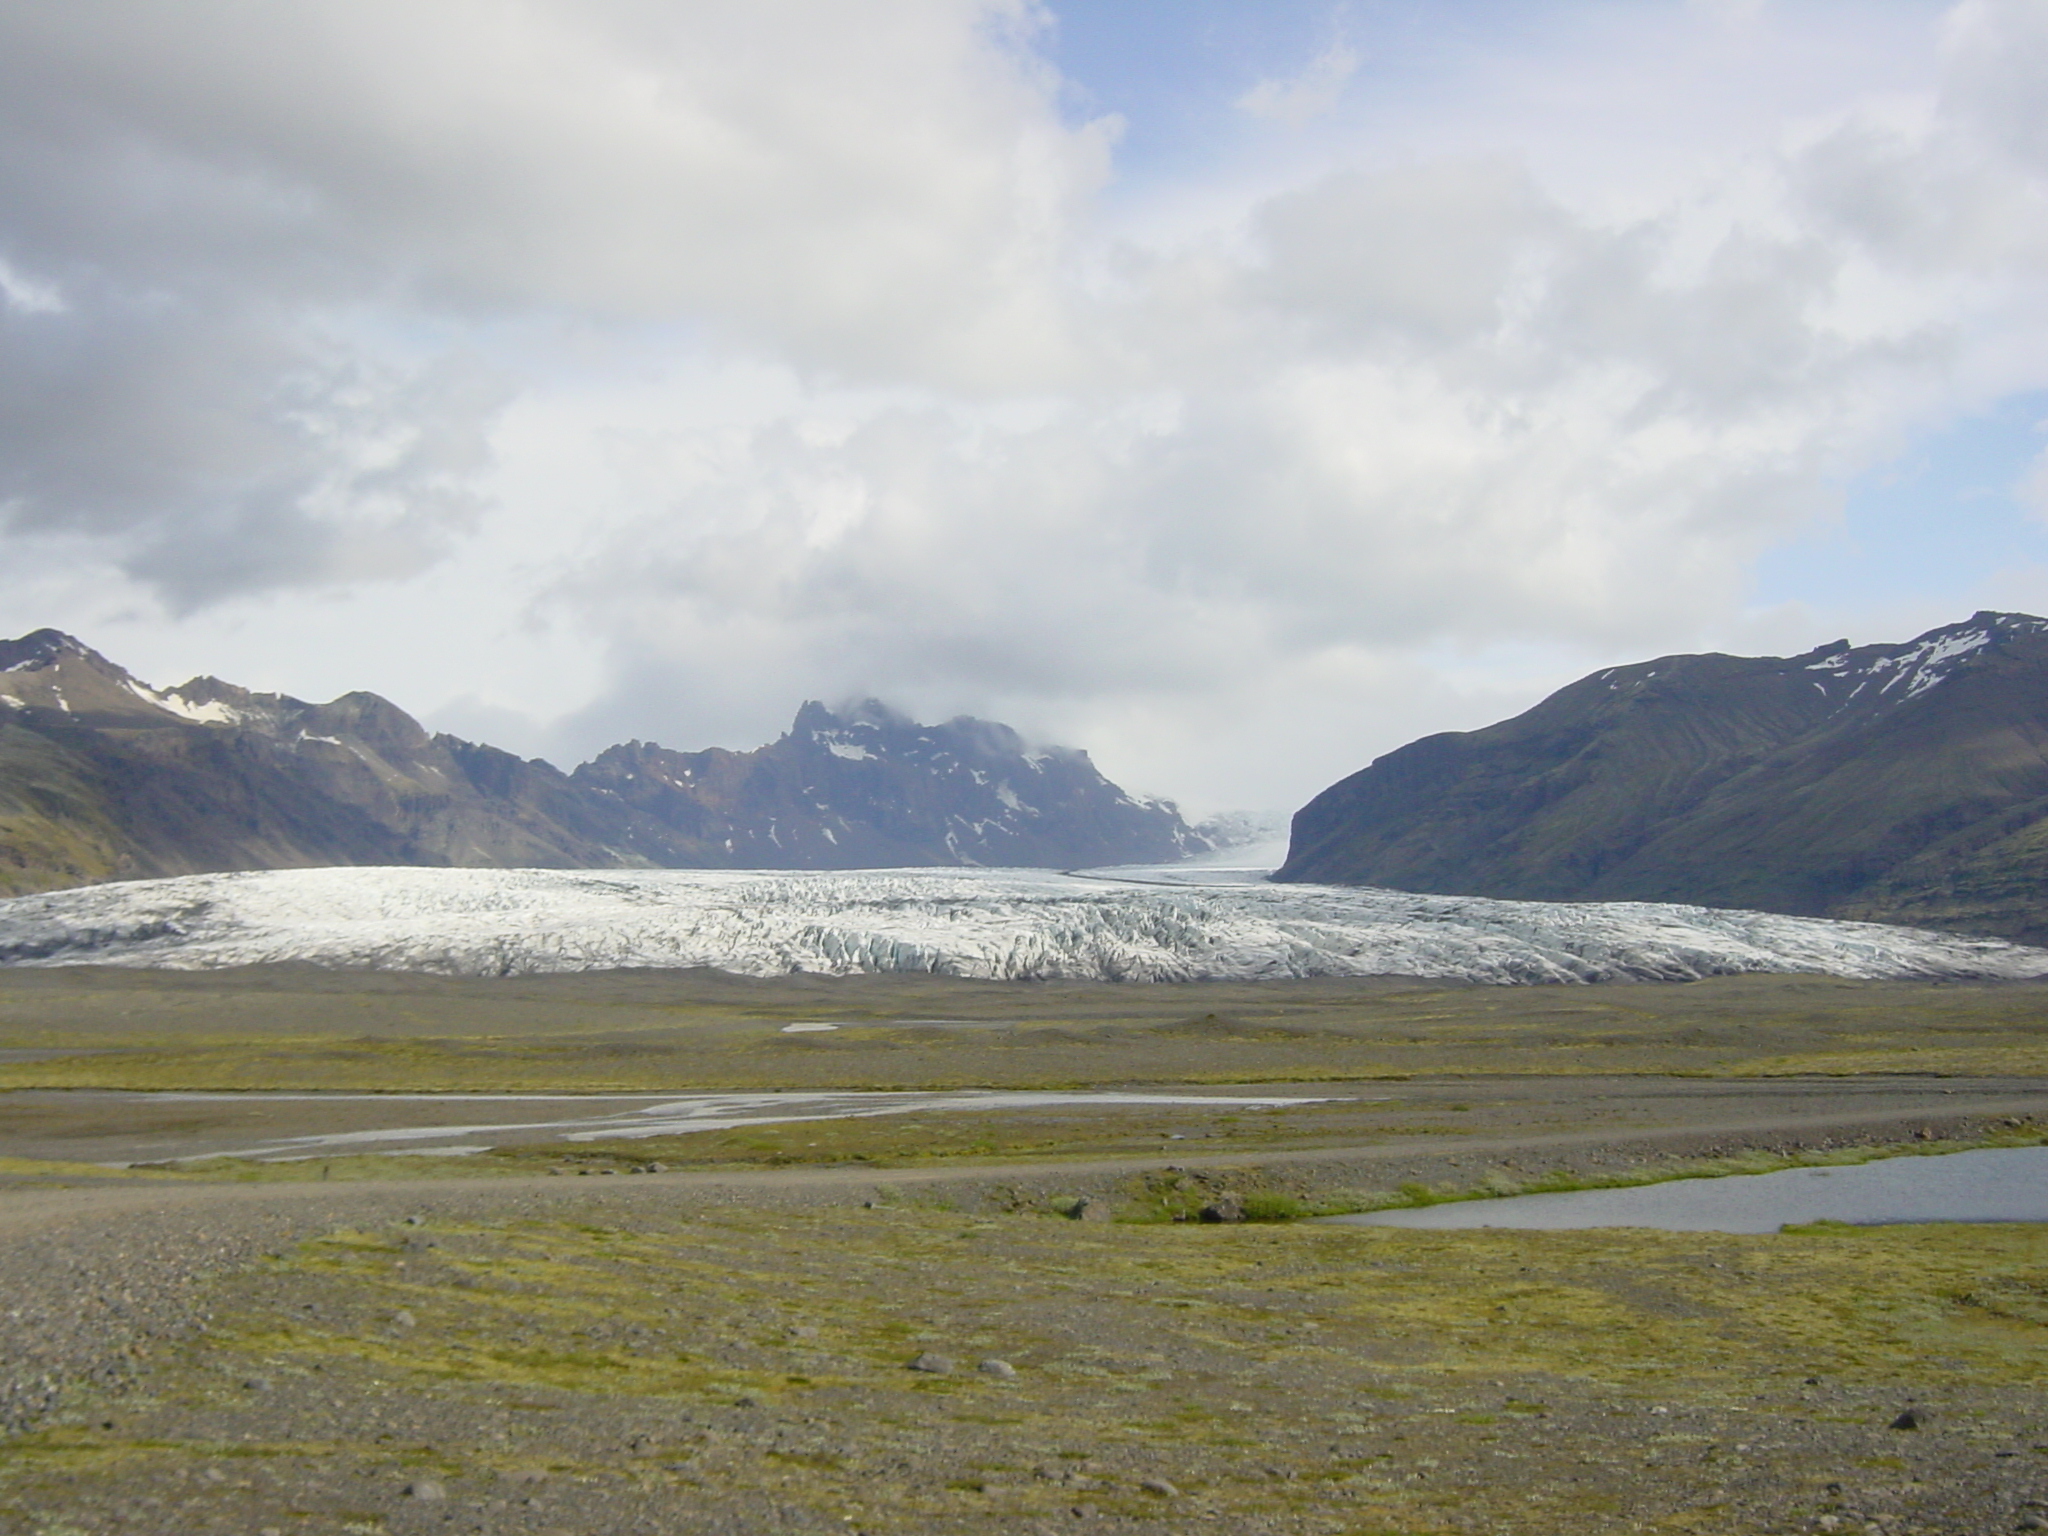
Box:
1278 611 2048 944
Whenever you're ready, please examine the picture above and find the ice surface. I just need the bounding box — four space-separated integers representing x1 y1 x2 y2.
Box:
2 865 2044 984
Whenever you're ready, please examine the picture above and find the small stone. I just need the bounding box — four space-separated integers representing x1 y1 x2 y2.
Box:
1889 1408 1923 1430
1198 1195 1245 1224
1138 1477 1180 1497
977 1358 1017 1379
2016 1519 2044 1533
643 1162 667 1173
734 1394 762 1408
908 1352 954 1374
391 1309 417 1330
787 1325 820 1340
403 1480 446 1501
402 1215 423 1226
241 1377 271 1392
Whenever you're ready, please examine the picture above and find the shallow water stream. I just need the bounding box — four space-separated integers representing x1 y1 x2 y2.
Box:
1324 1145 2048 1232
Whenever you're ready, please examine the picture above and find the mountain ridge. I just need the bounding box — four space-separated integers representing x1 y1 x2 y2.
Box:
0 632 1208 894
1276 611 2048 943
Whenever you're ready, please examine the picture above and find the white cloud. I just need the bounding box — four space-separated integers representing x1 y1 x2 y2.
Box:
1237 37 1360 129
0 256 63 315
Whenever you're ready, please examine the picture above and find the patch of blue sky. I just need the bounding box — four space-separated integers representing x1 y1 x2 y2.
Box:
1751 391 2048 613
1041 1 1531 182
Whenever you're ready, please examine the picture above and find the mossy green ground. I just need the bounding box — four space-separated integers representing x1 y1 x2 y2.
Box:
4 1207 2044 1534
5 967 2048 1093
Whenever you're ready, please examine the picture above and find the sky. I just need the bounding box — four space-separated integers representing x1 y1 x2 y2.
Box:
4 0 2048 819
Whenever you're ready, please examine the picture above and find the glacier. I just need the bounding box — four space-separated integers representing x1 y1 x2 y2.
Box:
2 864 2045 984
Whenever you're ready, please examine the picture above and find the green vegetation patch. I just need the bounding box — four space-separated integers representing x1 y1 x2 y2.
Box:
10 1202 2041 1536
7 967 2048 1093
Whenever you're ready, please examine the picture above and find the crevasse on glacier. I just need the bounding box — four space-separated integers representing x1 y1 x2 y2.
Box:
0 865 2042 984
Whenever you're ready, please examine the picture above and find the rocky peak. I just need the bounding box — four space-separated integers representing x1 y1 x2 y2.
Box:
0 629 105 674
0 628 175 722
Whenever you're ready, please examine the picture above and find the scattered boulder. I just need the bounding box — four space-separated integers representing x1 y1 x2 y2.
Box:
402 1480 446 1501
908 1352 954 1374
390 1309 417 1330
1051 1196 1106 1221
1139 1477 1180 1497
1890 1407 1924 1430
1198 1194 1246 1224
977 1358 1018 1380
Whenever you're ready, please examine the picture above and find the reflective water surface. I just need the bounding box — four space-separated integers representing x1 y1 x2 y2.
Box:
1322 1146 2048 1233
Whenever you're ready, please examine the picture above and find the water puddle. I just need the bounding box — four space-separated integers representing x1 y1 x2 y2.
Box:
1323 1146 2048 1233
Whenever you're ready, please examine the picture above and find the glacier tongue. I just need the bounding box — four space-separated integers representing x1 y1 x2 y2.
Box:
0 865 2043 985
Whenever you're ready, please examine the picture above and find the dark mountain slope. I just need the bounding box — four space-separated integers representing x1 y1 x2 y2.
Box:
1276 612 2048 942
573 701 1202 870
0 632 1204 894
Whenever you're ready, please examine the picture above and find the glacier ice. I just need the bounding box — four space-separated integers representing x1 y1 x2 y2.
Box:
1 864 2044 984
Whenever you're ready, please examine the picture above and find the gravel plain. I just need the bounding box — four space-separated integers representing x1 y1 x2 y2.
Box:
5 966 2048 1534
2 1077 2046 1535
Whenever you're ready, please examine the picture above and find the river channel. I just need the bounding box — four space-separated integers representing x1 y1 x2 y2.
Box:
1324 1145 2048 1233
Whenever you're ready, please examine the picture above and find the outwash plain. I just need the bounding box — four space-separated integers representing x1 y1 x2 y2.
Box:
2 964 2047 1535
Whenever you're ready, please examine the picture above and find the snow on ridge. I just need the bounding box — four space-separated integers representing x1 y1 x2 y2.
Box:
132 680 246 725
1802 626 1996 702
0 866 2041 986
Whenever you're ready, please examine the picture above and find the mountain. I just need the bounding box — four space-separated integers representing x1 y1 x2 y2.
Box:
0 631 1206 895
572 700 1201 870
1275 612 2048 944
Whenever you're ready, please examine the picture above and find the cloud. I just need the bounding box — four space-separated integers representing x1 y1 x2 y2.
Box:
0 256 63 315
1237 37 1360 128
0 0 1111 605
6 1 2048 814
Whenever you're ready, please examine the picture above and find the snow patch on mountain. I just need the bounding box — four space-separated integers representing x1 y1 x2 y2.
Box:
1 866 2040 985
1801 613 2048 705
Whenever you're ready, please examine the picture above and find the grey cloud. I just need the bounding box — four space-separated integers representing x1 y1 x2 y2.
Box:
1943 0 2048 176
1249 158 1564 347
0 0 1105 611
0 285 507 607
0 1 1102 378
